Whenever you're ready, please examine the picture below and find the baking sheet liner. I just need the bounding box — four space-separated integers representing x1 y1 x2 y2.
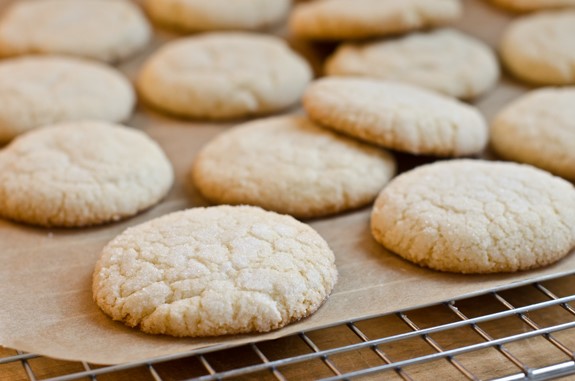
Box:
1 0 573 365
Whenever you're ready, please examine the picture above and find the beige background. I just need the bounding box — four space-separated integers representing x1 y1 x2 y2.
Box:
1 0 572 366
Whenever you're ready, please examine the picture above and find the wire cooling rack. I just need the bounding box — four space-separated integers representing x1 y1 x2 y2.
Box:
3 273 575 380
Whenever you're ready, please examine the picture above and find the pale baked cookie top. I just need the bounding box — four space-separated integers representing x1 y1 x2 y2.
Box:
500 10 575 85
371 160 575 274
191 116 396 218
303 77 488 157
93 205 338 337
488 0 575 12
0 121 173 227
289 0 461 40
137 32 312 119
0 56 135 143
326 29 500 99
145 0 291 32
0 0 150 62
491 87 575 181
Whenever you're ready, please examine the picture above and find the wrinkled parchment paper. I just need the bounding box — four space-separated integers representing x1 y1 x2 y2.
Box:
1 0 574 365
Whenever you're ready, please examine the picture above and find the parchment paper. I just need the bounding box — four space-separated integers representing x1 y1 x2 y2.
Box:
1 0 573 365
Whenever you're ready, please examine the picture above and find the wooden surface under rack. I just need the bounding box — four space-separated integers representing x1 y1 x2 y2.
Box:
3 273 575 380
1 0 575 379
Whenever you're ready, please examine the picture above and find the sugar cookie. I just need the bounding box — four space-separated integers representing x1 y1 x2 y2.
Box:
137 33 312 119
0 121 173 227
491 87 575 181
0 0 150 62
326 29 499 99
488 0 575 12
371 160 575 274
289 0 461 40
303 78 488 157
145 0 291 32
191 116 396 218
0 56 135 144
93 205 338 337
500 10 575 85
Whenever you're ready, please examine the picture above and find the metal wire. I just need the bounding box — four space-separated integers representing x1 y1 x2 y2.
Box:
319 321 575 381
80 361 97 381
493 291 575 360
446 300 529 375
198 355 216 376
397 312 478 380
250 343 287 381
149 364 164 381
3 277 575 381
0 352 37 365
347 322 413 381
300 332 342 377
17 350 37 381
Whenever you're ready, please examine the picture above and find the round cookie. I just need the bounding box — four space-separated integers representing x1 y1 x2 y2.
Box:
371 160 575 274
325 29 500 99
289 0 461 41
0 0 150 62
137 33 312 119
500 10 575 85
191 116 396 218
488 0 575 12
0 56 135 144
93 205 338 337
0 121 173 227
491 87 575 181
145 0 292 32
303 77 488 157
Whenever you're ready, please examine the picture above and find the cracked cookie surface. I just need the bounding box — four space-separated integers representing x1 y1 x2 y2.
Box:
371 160 575 273
0 56 135 143
325 29 499 99
491 87 575 181
145 0 291 32
289 0 461 40
303 77 487 157
191 116 396 218
0 0 150 62
137 32 312 119
92 205 338 337
500 10 575 85
0 121 173 227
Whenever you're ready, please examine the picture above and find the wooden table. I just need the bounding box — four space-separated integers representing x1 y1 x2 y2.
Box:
1 0 575 379
2 273 575 380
